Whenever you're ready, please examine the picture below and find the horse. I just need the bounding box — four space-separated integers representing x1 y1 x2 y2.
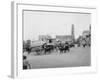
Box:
57 43 70 53
42 43 55 54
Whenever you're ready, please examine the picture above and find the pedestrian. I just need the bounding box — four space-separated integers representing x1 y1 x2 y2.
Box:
23 55 31 69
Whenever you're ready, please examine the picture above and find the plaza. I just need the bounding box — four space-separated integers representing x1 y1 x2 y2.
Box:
26 47 91 69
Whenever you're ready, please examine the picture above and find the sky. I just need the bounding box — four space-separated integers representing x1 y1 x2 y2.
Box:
23 10 91 41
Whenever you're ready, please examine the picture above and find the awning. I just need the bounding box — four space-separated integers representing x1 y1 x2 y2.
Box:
31 41 46 47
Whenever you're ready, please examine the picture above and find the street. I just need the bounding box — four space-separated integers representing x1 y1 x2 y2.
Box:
27 47 91 69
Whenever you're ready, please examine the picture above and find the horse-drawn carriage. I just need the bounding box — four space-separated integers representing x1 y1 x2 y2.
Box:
30 41 56 55
30 41 46 55
23 40 71 55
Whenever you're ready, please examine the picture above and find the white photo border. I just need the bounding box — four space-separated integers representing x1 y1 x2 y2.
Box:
11 1 97 78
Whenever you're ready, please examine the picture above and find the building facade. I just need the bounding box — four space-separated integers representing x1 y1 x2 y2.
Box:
56 24 75 43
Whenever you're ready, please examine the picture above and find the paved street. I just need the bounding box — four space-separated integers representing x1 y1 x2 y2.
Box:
27 47 91 69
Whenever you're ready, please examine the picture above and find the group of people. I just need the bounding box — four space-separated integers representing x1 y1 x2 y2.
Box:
42 42 70 54
77 38 91 48
23 41 71 69
23 40 72 56
23 55 31 69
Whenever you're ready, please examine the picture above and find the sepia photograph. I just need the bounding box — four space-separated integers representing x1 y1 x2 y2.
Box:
22 10 91 70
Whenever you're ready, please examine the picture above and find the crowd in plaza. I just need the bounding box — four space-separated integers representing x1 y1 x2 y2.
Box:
23 25 91 69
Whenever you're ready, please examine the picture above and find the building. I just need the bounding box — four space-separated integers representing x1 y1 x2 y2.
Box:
38 35 52 42
77 25 91 46
82 30 90 38
56 35 73 42
56 24 75 43
82 24 91 38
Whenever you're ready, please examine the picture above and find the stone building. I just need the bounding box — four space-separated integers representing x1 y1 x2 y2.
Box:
56 24 75 43
56 35 73 42
38 35 52 43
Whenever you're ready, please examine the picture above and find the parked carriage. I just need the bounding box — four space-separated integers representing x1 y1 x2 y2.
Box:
30 41 46 55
